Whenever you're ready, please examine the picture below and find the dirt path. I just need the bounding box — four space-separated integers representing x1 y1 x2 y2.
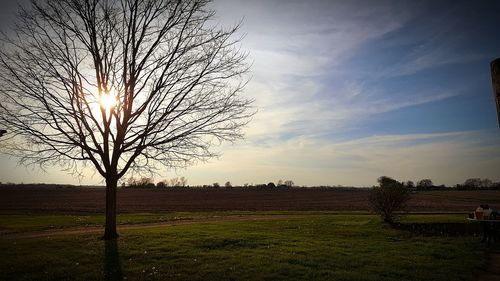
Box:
0 214 307 239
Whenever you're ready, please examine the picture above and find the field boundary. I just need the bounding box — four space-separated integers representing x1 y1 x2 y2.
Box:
2 188 498 213
0 214 310 239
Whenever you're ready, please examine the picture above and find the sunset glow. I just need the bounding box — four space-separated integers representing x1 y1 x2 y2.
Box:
99 92 117 111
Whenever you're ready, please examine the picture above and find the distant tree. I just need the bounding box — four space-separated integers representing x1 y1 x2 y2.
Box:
405 181 415 189
126 177 138 187
267 182 276 188
212 182 220 188
378 176 397 187
139 177 154 188
435 184 446 190
284 180 294 188
167 177 187 187
225 181 232 188
463 178 482 189
126 177 154 188
492 181 500 190
179 177 188 188
417 179 433 190
370 176 411 223
277 179 284 187
170 177 180 187
156 181 168 189
481 178 493 189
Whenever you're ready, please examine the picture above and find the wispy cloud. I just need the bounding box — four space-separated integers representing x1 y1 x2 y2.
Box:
186 130 500 186
2 0 499 186
399 53 488 77
219 2 412 142
218 0 474 146
3 129 498 186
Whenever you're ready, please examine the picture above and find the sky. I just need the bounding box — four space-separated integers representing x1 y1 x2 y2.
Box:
1 0 500 187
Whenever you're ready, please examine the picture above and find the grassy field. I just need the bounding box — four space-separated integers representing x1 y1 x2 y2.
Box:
0 211 348 233
0 212 495 281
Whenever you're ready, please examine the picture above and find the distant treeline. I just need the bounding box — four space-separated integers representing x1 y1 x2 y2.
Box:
1 177 499 191
120 176 500 191
395 178 500 191
121 176 366 190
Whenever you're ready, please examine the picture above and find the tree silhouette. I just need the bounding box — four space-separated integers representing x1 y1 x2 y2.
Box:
369 176 410 223
0 0 253 239
416 179 433 190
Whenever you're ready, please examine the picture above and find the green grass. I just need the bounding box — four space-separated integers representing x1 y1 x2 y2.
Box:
0 213 494 281
399 213 471 223
0 211 278 233
0 211 365 233
0 212 177 232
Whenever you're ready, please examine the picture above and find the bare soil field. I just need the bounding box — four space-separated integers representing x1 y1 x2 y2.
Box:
0 186 498 213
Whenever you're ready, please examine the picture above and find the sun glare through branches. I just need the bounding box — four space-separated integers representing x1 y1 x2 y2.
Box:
99 91 118 112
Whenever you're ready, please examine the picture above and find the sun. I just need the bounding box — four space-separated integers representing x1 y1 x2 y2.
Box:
88 87 118 120
99 92 117 111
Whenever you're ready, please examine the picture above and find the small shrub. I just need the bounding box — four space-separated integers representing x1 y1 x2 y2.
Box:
156 181 168 188
267 182 276 188
370 176 411 223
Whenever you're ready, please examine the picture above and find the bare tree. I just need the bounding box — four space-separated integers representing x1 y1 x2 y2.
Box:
0 0 253 239
416 179 433 190
169 176 187 187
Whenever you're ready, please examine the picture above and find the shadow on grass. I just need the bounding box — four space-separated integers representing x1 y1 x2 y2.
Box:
104 239 123 281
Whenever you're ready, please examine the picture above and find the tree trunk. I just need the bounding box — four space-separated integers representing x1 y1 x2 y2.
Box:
103 177 119 240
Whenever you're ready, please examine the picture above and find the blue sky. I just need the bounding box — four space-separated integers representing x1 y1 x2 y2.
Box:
1 0 500 186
